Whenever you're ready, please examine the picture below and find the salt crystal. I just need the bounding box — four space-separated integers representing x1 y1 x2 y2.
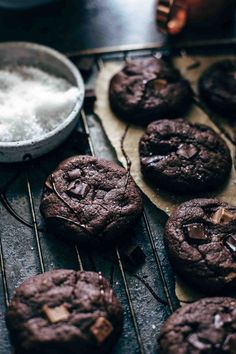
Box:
0 66 81 142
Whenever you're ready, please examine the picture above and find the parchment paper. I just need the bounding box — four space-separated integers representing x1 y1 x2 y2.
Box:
95 55 236 302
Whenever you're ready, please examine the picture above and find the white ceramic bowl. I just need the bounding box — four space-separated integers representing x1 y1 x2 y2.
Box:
0 42 84 163
0 0 57 9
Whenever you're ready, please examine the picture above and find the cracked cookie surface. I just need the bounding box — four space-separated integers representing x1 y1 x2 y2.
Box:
6 270 123 354
158 297 236 354
109 58 192 125
165 198 236 292
139 119 232 193
199 60 236 118
40 155 143 243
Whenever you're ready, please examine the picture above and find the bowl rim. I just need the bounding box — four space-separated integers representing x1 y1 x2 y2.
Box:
0 41 85 149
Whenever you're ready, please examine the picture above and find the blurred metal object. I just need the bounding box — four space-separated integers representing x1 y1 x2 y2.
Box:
157 0 236 35
156 0 174 33
157 0 187 34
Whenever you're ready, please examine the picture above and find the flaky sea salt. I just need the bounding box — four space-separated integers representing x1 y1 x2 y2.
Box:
0 66 81 142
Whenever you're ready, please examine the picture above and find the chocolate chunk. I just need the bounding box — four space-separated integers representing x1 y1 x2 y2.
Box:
84 89 96 111
67 168 81 180
148 78 167 90
90 317 113 344
187 334 211 350
213 313 231 329
121 244 146 266
214 313 224 329
141 156 162 165
221 210 236 223
212 207 236 224
184 223 207 241
67 182 90 199
225 235 236 257
43 304 70 323
212 207 225 224
177 144 198 159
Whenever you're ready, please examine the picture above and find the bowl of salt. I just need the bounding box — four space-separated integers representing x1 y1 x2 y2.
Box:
0 42 84 162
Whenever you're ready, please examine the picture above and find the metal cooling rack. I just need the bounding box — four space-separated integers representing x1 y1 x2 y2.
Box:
0 39 235 354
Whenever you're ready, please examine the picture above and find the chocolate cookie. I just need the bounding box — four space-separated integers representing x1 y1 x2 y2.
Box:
158 297 236 354
165 198 236 292
6 270 123 354
139 119 232 193
40 155 143 243
109 58 192 125
199 60 236 118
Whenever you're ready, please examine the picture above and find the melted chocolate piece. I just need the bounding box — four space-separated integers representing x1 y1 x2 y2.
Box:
43 304 70 323
184 223 207 241
67 182 90 199
214 314 224 329
187 334 211 350
225 235 236 257
141 156 162 165
212 207 236 224
67 168 81 180
177 144 198 159
90 317 114 344
149 78 168 90
212 207 225 224
214 313 232 329
221 210 236 223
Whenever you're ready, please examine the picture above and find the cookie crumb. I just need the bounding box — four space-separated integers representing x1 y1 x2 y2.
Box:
212 208 236 224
